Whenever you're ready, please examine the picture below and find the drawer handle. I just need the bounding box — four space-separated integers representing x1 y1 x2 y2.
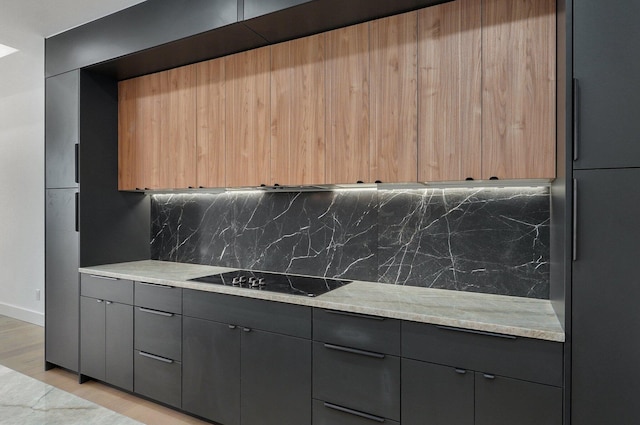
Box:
323 402 385 423
138 307 174 317
323 310 385 321
436 325 517 340
89 275 118 281
323 343 385 359
139 351 174 364
138 282 173 289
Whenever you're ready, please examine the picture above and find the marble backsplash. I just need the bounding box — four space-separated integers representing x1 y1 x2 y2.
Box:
151 187 550 298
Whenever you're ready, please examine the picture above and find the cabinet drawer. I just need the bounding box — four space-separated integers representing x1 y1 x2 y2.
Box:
183 289 311 338
81 274 133 304
402 321 563 387
313 341 400 421
135 307 181 361
313 308 400 355
134 350 181 408
313 399 400 425
135 281 182 314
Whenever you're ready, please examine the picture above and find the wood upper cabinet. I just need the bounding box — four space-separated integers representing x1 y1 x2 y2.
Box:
118 65 197 190
482 0 556 179
196 58 226 188
370 12 418 184
225 47 271 187
417 0 482 182
271 34 326 186
325 24 370 185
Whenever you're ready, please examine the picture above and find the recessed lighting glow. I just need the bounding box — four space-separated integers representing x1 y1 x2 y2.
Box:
0 43 18 59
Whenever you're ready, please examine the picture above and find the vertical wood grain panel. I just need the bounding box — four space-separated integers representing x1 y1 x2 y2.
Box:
142 72 162 189
160 66 197 189
418 0 482 182
370 12 418 184
225 47 271 187
482 0 556 179
326 24 370 184
118 79 138 190
271 34 326 186
196 59 226 188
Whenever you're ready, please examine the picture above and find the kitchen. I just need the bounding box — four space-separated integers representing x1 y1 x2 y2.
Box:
1 0 638 424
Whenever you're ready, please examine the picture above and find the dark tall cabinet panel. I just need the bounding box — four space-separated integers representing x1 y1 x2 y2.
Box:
45 188 79 371
572 168 640 424
573 0 640 169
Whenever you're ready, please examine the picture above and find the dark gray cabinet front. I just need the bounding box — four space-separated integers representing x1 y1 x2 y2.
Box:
182 317 241 425
45 71 79 189
45 188 79 372
572 168 640 424
80 297 105 380
401 359 474 425
574 0 640 169
475 373 562 425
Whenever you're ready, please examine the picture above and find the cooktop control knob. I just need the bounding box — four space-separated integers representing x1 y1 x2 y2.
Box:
248 277 259 288
257 278 266 287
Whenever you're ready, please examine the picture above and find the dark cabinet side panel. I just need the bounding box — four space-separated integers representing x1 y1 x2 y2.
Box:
574 0 640 169
475 373 562 425
401 358 474 425
572 168 640 424
182 317 241 425
45 71 79 189
45 188 79 372
242 330 312 425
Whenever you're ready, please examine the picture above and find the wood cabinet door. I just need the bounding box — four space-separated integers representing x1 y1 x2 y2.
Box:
482 0 556 179
326 24 370 184
196 58 226 188
225 47 271 187
118 66 197 190
417 0 481 182
370 12 418 184
271 34 326 186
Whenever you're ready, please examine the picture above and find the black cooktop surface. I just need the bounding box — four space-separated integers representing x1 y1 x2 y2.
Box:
189 270 350 297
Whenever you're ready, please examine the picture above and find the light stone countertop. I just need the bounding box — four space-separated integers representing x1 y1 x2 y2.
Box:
79 260 565 342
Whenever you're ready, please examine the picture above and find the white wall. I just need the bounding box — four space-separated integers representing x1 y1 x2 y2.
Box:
0 29 45 325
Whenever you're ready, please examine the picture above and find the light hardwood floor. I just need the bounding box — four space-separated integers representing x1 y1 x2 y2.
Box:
0 315 212 425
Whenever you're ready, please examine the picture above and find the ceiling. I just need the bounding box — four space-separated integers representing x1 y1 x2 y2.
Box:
0 0 147 38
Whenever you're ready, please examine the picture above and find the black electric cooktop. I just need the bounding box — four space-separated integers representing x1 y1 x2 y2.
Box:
189 270 350 297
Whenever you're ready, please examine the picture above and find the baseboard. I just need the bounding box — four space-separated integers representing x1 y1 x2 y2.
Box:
0 302 44 326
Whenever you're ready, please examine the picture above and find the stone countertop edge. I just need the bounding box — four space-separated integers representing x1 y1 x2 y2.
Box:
79 260 565 343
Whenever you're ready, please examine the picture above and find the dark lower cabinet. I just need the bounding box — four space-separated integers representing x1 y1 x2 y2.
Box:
475 373 562 425
134 350 181 408
241 329 311 425
401 359 474 425
182 317 241 425
312 399 400 425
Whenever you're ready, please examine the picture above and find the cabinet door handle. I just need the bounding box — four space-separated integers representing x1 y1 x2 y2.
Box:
138 307 174 317
74 143 79 183
138 281 173 289
323 402 385 423
228 325 237 330
455 368 467 375
105 301 112 305
573 78 580 161
96 299 104 303
436 325 517 340
243 327 251 333
89 275 118 281
323 310 385 321
573 178 578 261
483 374 496 380
323 343 385 359
74 192 79 232
139 351 173 364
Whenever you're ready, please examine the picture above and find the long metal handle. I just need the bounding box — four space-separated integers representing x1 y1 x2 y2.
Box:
89 275 118 281
139 351 173 364
436 325 517 340
138 282 173 289
138 307 174 317
323 343 385 359
573 78 579 161
74 192 79 232
74 143 79 183
573 178 578 261
323 310 385 321
323 402 385 423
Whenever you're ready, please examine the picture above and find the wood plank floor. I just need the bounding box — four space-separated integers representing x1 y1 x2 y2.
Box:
0 315 212 425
